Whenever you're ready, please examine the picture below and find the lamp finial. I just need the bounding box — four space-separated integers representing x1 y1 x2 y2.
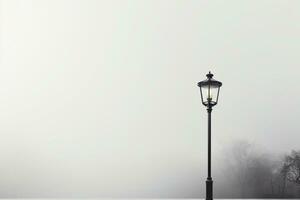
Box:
206 71 213 79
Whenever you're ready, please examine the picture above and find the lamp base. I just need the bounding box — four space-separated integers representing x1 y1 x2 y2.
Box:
206 178 213 200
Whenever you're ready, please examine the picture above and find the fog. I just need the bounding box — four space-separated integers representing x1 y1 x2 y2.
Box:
0 0 300 198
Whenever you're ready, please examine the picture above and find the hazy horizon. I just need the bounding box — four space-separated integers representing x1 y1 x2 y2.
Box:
0 0 300 198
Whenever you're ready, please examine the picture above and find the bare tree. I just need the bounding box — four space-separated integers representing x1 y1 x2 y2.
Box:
280 161 289 196
218 143 300 198
281 150 300 185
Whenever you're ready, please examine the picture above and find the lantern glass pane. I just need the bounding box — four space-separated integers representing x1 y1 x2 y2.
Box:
201 84 219 105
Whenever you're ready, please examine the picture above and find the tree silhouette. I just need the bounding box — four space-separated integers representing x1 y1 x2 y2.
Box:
281 150 300 185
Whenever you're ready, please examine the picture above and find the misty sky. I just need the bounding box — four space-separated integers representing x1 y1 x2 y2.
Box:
0 0 300 198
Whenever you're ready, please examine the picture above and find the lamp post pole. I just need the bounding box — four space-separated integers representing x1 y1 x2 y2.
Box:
206 105 213 200
197 71 222 200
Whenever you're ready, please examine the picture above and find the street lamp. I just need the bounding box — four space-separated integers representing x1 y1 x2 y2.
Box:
197 71 222 200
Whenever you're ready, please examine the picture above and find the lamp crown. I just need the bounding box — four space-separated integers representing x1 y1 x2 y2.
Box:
206 71 213 79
